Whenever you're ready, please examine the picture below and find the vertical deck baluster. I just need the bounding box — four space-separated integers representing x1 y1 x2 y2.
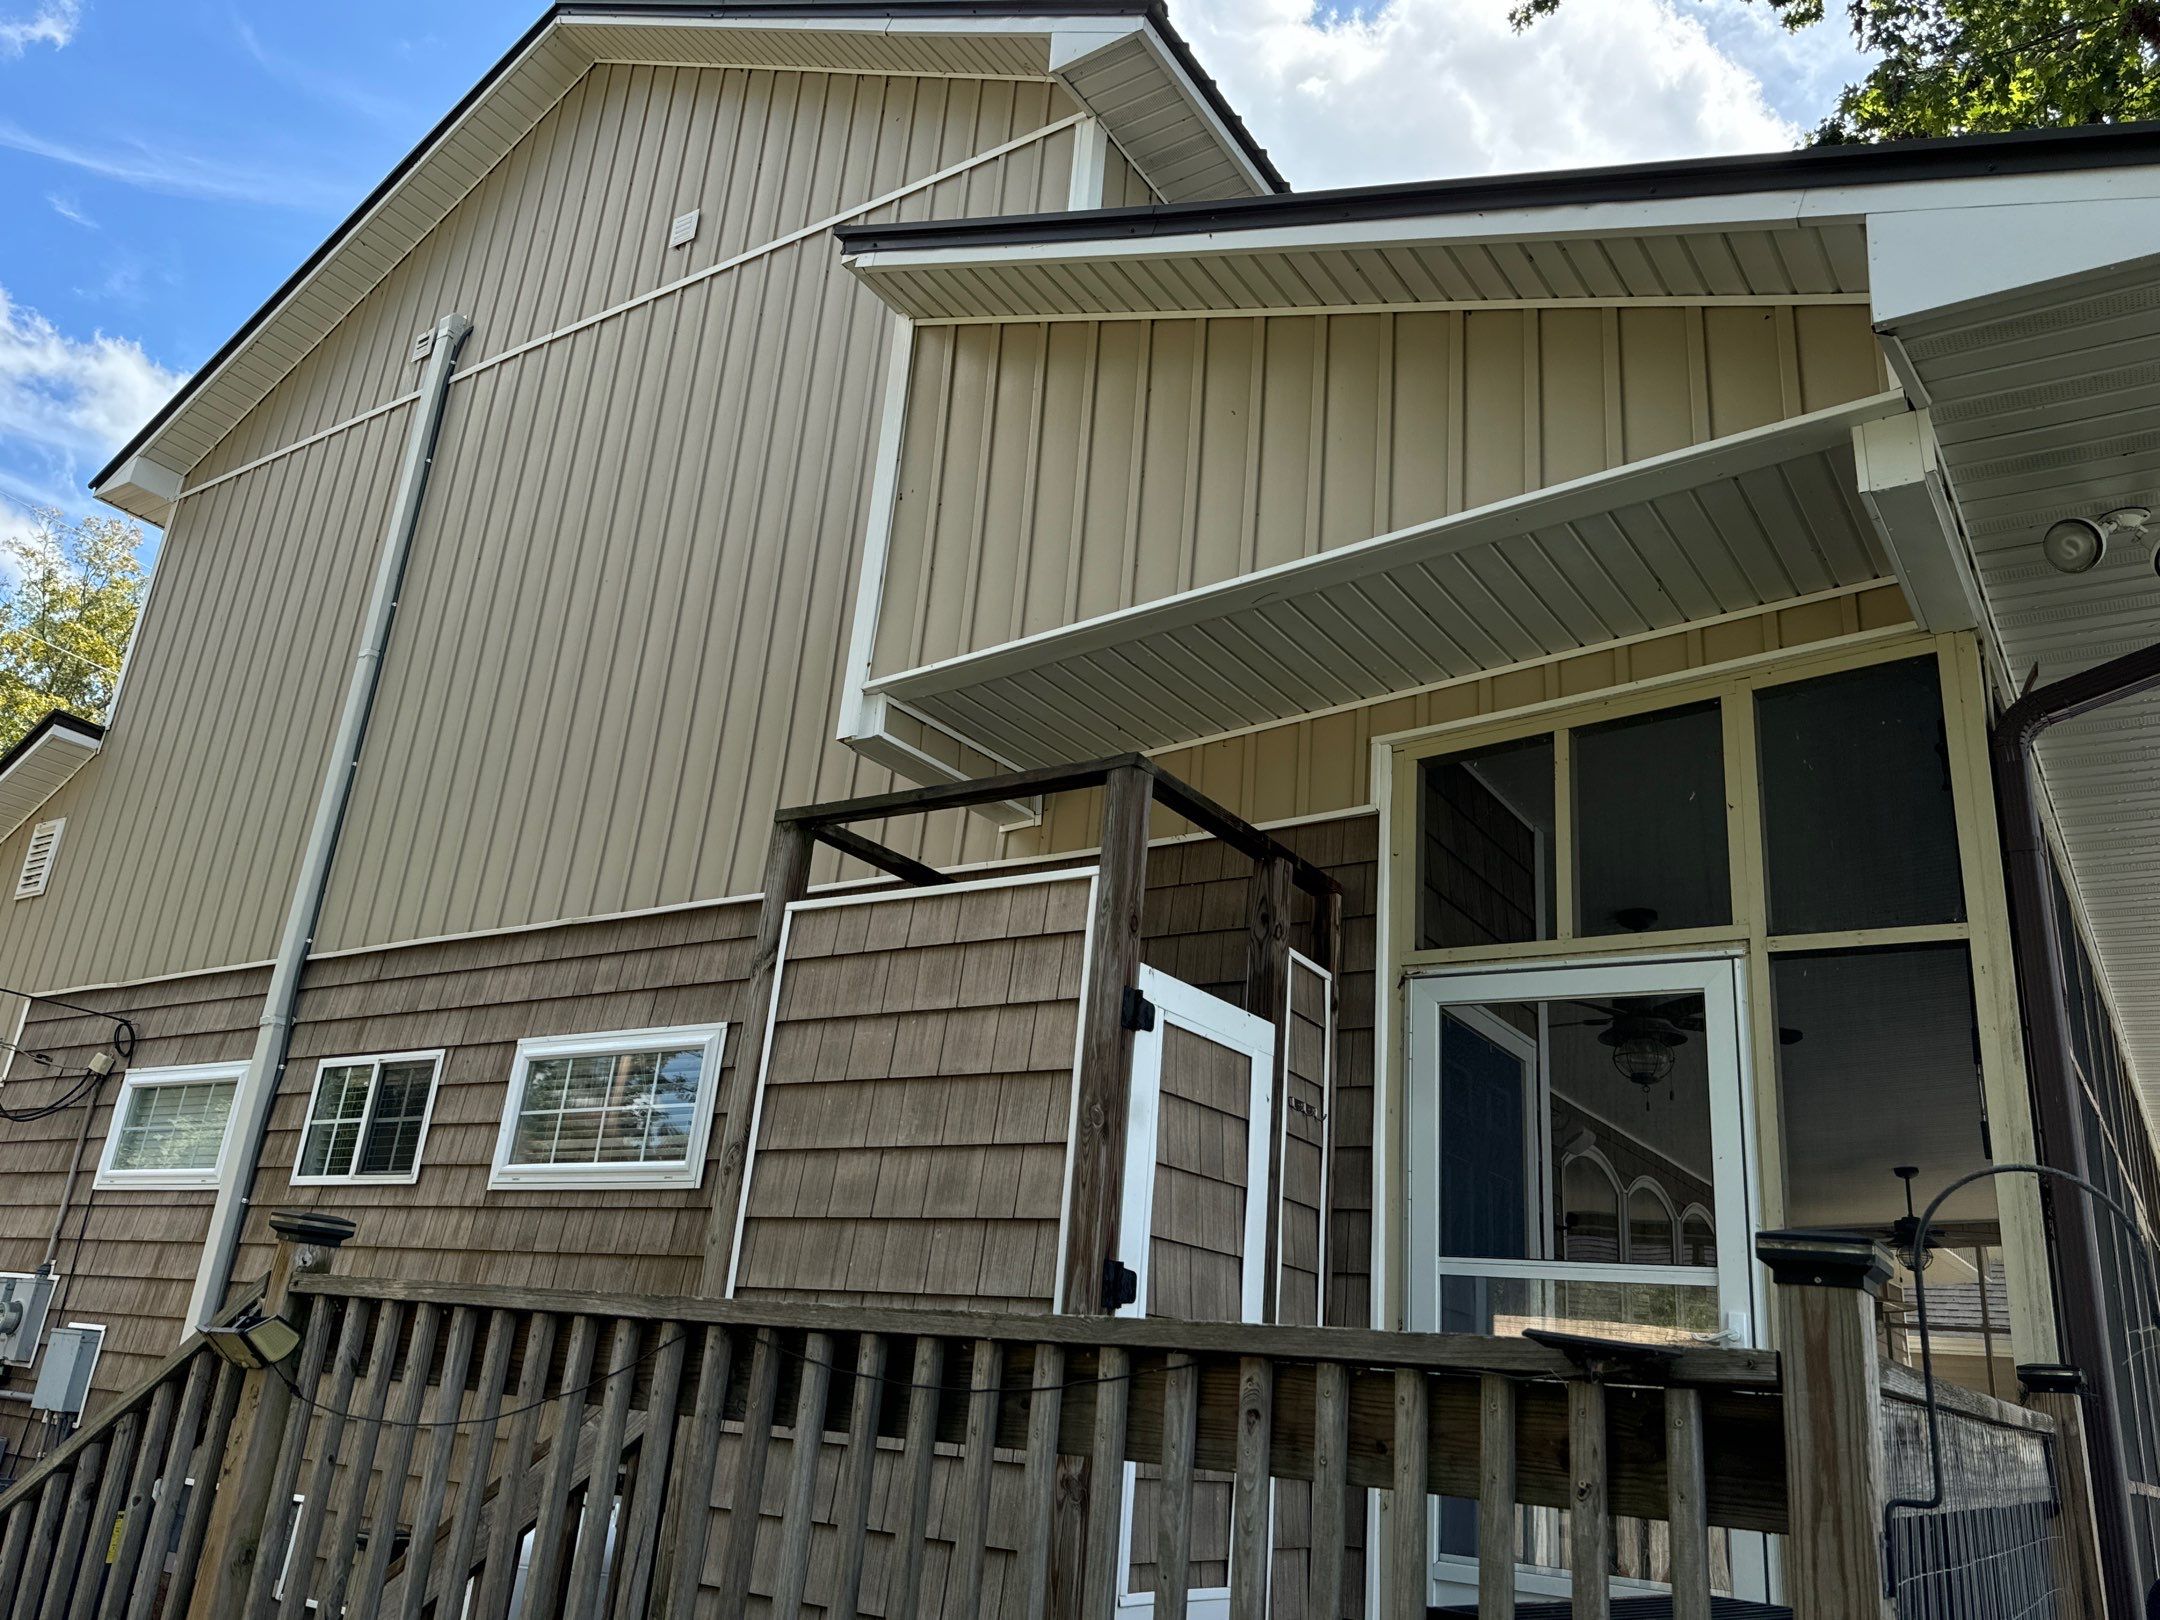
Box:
951 1340 1005 1618
1155 1354 1200 1620
654 1325 731 1620
0 1499 34 1613
349 1305 443 1616
715 1328 784 1611
1478 1374 1517 1620
607 1325 686 1620
886 1335 947 1620
435 1309 513 1620
1389 1369 1428 1620
522 1314 600 1620
1308 1362 1348 1620
1082 1346 1131 1620
1568 1381 1610 1620
828 1334 888 1620
276 1297 374 1620
768 1329 835 1619
473 1311 561 1620
1017 1343 1066 1620
1664 1388 1711 1620
160 1360 245 1620
563 1317 641 1620
98 1373 183 1620
73 1412 142 1620
34 1438 106 1620
391 1305 479 1620
1230 1356 1272 1620
125 1356 218 1620
239 1297 343 1620
314 1302 418 1620
11 1471 71 1620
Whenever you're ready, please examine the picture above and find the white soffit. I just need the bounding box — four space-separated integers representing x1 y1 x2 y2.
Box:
846 217 1874 320
1891 256 2160 1101
867 391 1908 763
0 717 101 843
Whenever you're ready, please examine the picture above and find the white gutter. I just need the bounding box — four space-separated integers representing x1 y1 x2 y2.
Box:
185 311 473 1332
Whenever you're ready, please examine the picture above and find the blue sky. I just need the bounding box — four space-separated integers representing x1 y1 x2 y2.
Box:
0 0 1868 556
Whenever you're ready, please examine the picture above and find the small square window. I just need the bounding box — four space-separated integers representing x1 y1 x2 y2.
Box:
489 1025 726 1190
293 1053 443 1184
95 1063 245 1189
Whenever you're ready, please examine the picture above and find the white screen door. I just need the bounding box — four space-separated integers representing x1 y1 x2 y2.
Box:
1113 967 1275 1620
1405 954 1764 1604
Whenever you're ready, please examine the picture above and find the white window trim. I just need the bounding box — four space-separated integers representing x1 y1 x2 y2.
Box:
488 1023 727 1191
93 1062 247 1191
290 1050 445 1187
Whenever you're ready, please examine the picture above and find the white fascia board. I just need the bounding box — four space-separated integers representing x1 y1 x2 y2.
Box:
0 727 101 844
1850 409 1984 633
870 388 1913 702
1869 195 2160 327
91 452 185 525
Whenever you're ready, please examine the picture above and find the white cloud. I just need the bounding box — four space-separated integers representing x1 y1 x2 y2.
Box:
46 192 94 228
1172 0 1852 189
0 119 362 210
0 0 78 56
0 285 186 510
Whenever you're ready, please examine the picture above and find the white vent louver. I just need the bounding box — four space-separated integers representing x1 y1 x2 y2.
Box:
669 209 699 249
16 819 63 899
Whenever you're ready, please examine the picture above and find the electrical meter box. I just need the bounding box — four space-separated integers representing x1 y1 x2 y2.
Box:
30 1325 101 1415
0 1272 56 1365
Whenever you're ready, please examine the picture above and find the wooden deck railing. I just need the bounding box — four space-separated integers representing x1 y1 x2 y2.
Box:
0 1226 2107 1620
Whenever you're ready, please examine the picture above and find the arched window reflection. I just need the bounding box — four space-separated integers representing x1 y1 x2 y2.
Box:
1681 1204 1717 1267
1561 1150 1623 1263
1627 1179 1677 1265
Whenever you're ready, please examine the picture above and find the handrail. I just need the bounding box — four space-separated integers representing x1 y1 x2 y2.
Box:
291 1272 1782 1389
0 1278 263 1516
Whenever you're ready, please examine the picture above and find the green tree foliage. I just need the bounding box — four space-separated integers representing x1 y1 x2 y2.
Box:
0 508 148 751
1510 0 2160 141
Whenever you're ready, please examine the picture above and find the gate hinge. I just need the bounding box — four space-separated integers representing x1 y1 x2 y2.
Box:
1289 1095 1325 1123
1103 1259 1139 1310
1121 986 1155 1032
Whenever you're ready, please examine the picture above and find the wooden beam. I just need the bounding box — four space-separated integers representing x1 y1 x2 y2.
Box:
812 824 952 887
1248 853 1293 1323
1061 763 1152 1314
699 821 816 1294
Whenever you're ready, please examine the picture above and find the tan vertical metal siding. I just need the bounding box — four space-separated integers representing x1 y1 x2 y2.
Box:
0 414 410 991
2 64 1071 991
872 304 1889 675
190 66 1080 484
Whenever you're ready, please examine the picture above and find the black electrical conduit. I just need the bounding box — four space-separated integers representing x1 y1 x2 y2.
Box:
1991 636 2160 1619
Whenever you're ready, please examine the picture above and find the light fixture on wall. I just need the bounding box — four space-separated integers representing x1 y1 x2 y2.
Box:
2040 507 2150 574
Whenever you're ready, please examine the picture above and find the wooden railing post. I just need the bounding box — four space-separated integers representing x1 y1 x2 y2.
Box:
187 1210 355 1620
2019 1363 2107 1617
1756 1230 1896 1620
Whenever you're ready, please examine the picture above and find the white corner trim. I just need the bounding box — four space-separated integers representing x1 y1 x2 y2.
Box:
838 316 916 746
93 1061 249 1192
1851 408 1986 635
1067 114 1108 211
487 1022 728 1191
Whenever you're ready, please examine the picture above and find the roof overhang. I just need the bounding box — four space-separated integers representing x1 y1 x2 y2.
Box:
90 1 1279 523
837 124 2160 321
0 712 102 843
1878 252 2160 1103
867 391 1909 763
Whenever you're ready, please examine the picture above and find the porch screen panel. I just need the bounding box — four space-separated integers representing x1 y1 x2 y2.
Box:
1130 1022 1251 1596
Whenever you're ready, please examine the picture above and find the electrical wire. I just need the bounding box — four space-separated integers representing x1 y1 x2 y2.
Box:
0 1062 108 1123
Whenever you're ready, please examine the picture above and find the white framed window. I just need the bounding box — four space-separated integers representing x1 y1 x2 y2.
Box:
292 1051 444 1185
16 819 63 899
94 1063 245 1189
488 1024 726 1190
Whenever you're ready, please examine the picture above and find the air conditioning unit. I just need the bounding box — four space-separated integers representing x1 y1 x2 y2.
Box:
0 1272 56 1365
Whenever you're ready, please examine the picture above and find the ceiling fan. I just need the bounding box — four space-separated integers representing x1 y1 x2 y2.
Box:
1550 997 1803 1091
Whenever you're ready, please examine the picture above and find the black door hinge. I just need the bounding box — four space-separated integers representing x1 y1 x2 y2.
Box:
1104 1258 1139 1310
1121 986 1155 1032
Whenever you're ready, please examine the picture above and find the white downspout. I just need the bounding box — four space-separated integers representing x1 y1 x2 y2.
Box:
185 311 472 1331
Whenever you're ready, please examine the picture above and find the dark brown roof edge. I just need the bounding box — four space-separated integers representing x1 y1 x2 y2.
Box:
836 118 2160 255
91 0 1282 498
